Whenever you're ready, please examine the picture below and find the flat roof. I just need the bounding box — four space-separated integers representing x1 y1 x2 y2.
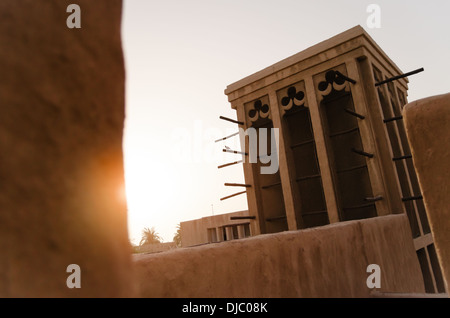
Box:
225 25 405 97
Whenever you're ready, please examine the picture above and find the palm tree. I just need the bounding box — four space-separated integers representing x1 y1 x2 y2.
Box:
139 227 162 246
173 223 181 247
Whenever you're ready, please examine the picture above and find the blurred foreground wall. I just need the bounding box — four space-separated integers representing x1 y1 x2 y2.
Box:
0 0 132 297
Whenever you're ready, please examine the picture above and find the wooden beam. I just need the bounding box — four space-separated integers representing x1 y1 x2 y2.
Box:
220 191 247 201
413 233 434 251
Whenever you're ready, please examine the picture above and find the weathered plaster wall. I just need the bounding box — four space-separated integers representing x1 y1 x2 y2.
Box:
0 1 132 297
138 242 177 254
134 215 425 297
404 93 450 292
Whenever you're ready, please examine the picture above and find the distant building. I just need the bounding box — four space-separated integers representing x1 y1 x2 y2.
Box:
180 210 256 247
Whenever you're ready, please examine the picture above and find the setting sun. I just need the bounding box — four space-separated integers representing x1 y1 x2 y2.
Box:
123 139 176 243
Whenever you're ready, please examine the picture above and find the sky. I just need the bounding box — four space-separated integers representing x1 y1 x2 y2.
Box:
121 0 450 243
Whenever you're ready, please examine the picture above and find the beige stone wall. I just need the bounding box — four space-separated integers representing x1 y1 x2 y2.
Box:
137 242 177 254
404 93 450 293
0 1 132 297
134 215 425 297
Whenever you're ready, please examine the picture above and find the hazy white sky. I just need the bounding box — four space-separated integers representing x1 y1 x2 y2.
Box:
121 0 450 243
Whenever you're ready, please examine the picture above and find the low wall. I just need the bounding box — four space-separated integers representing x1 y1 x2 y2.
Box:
134 214 424 297
404 93 450 292
137 242 177 254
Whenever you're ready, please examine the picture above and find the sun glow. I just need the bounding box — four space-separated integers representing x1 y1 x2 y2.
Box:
123 140 175 243
117 183 128 205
